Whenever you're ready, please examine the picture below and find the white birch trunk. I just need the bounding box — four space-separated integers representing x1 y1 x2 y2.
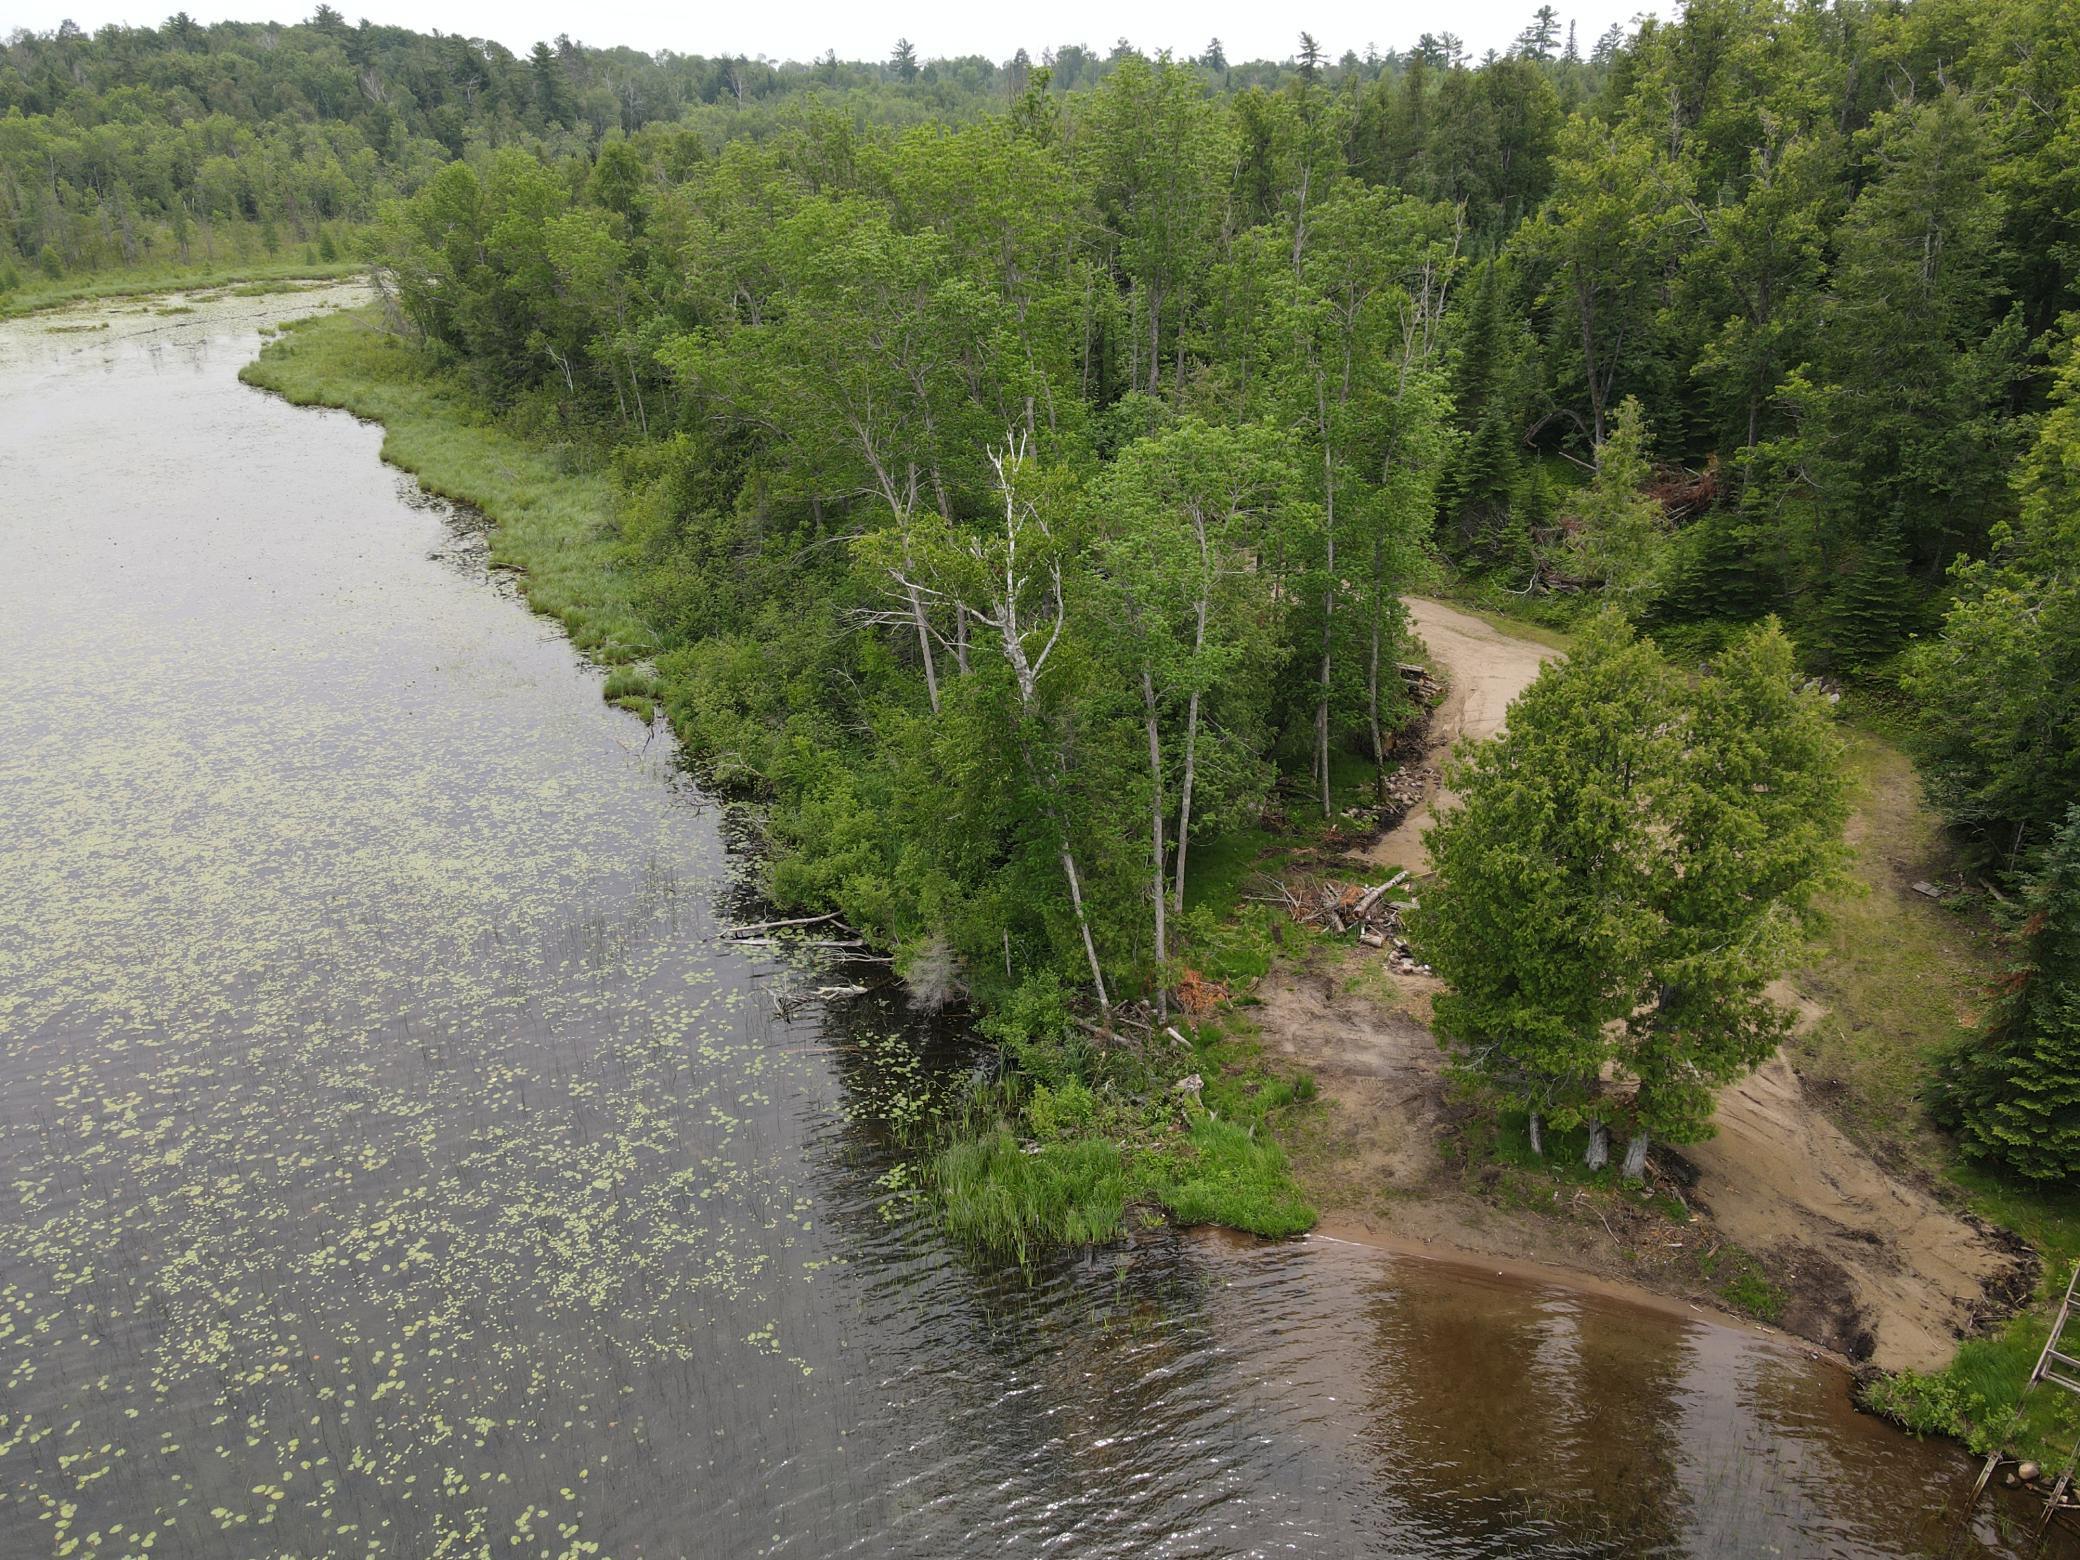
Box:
1584 1118 1610 1171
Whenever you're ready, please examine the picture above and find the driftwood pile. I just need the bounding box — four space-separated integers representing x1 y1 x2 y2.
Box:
1333 663 1442 829
1263 870 1434 976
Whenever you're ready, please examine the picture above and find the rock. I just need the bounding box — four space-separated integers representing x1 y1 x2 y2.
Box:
1172 1072 1204 1097
2019 1460 2042 1483
1911 880 1944 900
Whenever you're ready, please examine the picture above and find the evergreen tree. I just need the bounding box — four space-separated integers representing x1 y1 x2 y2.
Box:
529 41 572 128
1516 5 1561 60
1934 807 2080 1184
1417 615 1680 1155
1564 395 1666 610
1297 34 1325 84
1417 614 1845 1174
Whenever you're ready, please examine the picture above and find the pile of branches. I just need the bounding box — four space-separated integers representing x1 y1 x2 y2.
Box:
1259 870 1434 976
1337 662 1442 828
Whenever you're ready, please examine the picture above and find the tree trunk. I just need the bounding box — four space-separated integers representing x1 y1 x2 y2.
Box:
1141 666 1168 1018
1147 279 1162 394
1366 538 1386 768
1059 837 1110 1016
1583 1118 1610 1171
1171 574 1211 915
1574 264 1605 445
902 572 941 715
1316 383 1336 820
1621 1131 1650 1182
1527 1110 1545 1158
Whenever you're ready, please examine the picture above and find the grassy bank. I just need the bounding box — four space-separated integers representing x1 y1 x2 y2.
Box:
244 302 1322 1259
1 252 367 320
241 307 651 666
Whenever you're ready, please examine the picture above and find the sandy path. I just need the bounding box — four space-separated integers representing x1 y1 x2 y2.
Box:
1282 596 2031 1372
1366 599 1558 872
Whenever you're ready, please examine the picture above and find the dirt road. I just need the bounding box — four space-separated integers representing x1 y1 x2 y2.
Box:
1273 596 2032 1372
1366 599 1558 872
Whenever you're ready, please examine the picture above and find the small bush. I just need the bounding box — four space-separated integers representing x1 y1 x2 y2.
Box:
1026 1079 1097 1141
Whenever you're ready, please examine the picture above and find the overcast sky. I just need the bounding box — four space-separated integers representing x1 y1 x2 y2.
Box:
13 1 1665 69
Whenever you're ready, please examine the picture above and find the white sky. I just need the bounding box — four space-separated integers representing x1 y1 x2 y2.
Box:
12 1 1665 69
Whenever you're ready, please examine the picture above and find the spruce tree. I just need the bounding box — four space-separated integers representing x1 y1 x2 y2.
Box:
1564 395 1666 611
1934 807 2080 1183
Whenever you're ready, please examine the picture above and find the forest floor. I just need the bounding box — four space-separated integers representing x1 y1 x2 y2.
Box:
1258 596 2040 1378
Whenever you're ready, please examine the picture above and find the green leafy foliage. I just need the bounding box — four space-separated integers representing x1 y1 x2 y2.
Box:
1415 612 1846 1165
186 0 2080 1222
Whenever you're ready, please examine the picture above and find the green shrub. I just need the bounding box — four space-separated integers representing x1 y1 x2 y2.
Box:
1027 1078 1097 1141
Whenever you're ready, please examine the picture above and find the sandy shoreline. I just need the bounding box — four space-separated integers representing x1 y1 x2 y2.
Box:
1265 596 2035 1374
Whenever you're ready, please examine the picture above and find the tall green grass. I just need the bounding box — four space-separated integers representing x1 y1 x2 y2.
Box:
1155 1117 1315 1237
931 1132 1132 1266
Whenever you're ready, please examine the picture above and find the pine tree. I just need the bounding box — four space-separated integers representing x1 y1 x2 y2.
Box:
529 41 572 128
1564 395 1667 611
1437 258 1526 556
1934 807 2080 1183
1821 517 1918 672
1297 33 1324 84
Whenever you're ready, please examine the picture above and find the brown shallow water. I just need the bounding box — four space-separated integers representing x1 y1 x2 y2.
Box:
0 291 2067 1558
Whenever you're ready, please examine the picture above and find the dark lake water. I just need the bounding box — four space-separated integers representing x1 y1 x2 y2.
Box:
0 290 2066 1558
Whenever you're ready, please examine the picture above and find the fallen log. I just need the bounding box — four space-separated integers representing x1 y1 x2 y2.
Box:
722 912 842 936
1352 870 1410 920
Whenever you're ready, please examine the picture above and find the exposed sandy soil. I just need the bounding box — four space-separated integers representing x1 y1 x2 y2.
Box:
1266 596 2035 1374
1364 597 1559 873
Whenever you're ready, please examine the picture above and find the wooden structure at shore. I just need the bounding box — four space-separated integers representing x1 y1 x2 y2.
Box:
1957 1261 2080 1550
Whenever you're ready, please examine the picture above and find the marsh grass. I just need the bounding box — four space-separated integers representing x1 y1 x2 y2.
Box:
242 309 653 666
931 1132 1133 1266
1155 1117 1315 1237
0 252 364 319
927 1022 1321 1265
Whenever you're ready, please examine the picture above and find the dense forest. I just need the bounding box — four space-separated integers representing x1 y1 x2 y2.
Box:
12 1 2077 1188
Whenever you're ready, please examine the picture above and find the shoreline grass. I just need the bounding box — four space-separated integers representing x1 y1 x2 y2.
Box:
1 255 368 320
240 307 653 666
